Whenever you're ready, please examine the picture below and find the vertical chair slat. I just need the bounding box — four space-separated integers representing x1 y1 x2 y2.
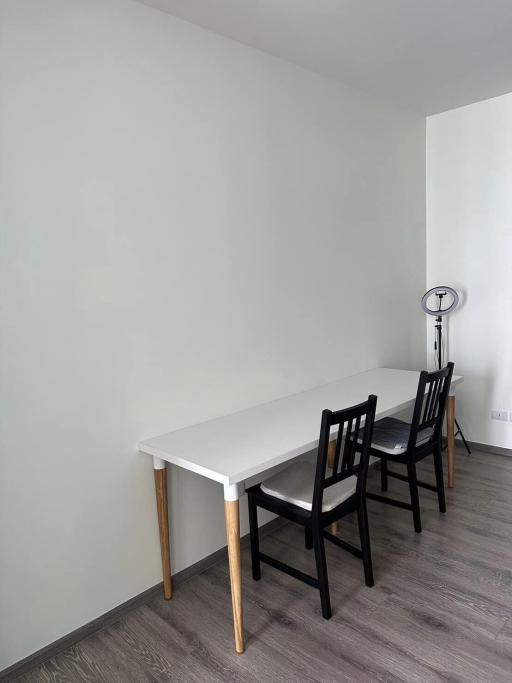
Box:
335 419 351 476
422 381 434 423
349 415 361 470
331 421 345 477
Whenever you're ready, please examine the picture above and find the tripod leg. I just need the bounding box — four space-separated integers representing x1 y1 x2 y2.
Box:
446 395 455 489
455 419 471 455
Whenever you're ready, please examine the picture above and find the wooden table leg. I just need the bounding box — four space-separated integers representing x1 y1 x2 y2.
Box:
327 440 339 533
446 394 455 489
153 457 172 599
224 487 244 654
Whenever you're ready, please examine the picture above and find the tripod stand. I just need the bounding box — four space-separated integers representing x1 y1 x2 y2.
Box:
434 298 471 455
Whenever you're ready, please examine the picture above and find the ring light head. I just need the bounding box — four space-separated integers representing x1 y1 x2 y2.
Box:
421 286 459 317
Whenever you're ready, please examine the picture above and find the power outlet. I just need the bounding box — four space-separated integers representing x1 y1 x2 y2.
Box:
491 410 509 422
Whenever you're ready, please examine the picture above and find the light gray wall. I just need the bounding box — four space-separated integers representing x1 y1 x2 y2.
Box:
0 0 426 669
427 92 512 449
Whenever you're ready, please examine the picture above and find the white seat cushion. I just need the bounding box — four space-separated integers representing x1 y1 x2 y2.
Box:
260 460 357 512
369 417 434 455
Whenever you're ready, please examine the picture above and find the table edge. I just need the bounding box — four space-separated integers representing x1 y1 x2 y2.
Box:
136 374 464 485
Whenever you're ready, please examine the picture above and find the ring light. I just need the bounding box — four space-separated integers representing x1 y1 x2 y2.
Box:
419 284 470 454
420 286 459 317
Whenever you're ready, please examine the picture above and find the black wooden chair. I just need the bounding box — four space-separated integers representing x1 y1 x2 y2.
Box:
366 363 454 533
247 395 377 620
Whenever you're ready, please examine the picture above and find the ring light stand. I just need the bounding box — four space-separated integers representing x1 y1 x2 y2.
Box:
421 286 471 455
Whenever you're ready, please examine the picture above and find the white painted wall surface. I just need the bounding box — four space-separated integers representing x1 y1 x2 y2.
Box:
0 0 426 669
427 92 512 450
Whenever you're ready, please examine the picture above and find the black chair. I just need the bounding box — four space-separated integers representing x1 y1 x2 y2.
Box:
247 395 377 620
366 363 454 533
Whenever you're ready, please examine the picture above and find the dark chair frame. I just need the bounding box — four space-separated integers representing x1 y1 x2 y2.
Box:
247 395 377 620
366 363 454 533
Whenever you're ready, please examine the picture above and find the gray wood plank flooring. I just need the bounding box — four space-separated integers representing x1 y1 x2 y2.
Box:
15 448 512 682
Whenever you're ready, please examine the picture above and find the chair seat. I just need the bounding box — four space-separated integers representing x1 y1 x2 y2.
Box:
260 461 357 512
369 417 434 455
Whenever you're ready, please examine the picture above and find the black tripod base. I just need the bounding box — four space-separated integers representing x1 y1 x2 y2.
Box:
442 418 471 456
455 418 471 455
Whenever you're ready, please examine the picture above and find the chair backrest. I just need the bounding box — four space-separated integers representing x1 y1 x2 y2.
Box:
407 362 454 450
312 395 377 518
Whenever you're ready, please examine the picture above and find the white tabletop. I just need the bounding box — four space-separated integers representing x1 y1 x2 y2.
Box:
138 368 462 488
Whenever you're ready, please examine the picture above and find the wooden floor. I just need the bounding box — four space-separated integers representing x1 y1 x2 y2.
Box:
17 448 512 682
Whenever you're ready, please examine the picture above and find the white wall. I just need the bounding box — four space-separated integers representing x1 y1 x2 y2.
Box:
427 93 512 450
0 0 426 669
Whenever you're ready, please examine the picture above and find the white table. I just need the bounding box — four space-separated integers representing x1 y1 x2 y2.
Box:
138 367 462 653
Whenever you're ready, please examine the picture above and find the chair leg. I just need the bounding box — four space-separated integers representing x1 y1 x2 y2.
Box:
407 461 422 533
312 525 331 619
305 527 313 549
433 446 447 513
357 501 374 587
380 458 388 492
247 494 261 580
